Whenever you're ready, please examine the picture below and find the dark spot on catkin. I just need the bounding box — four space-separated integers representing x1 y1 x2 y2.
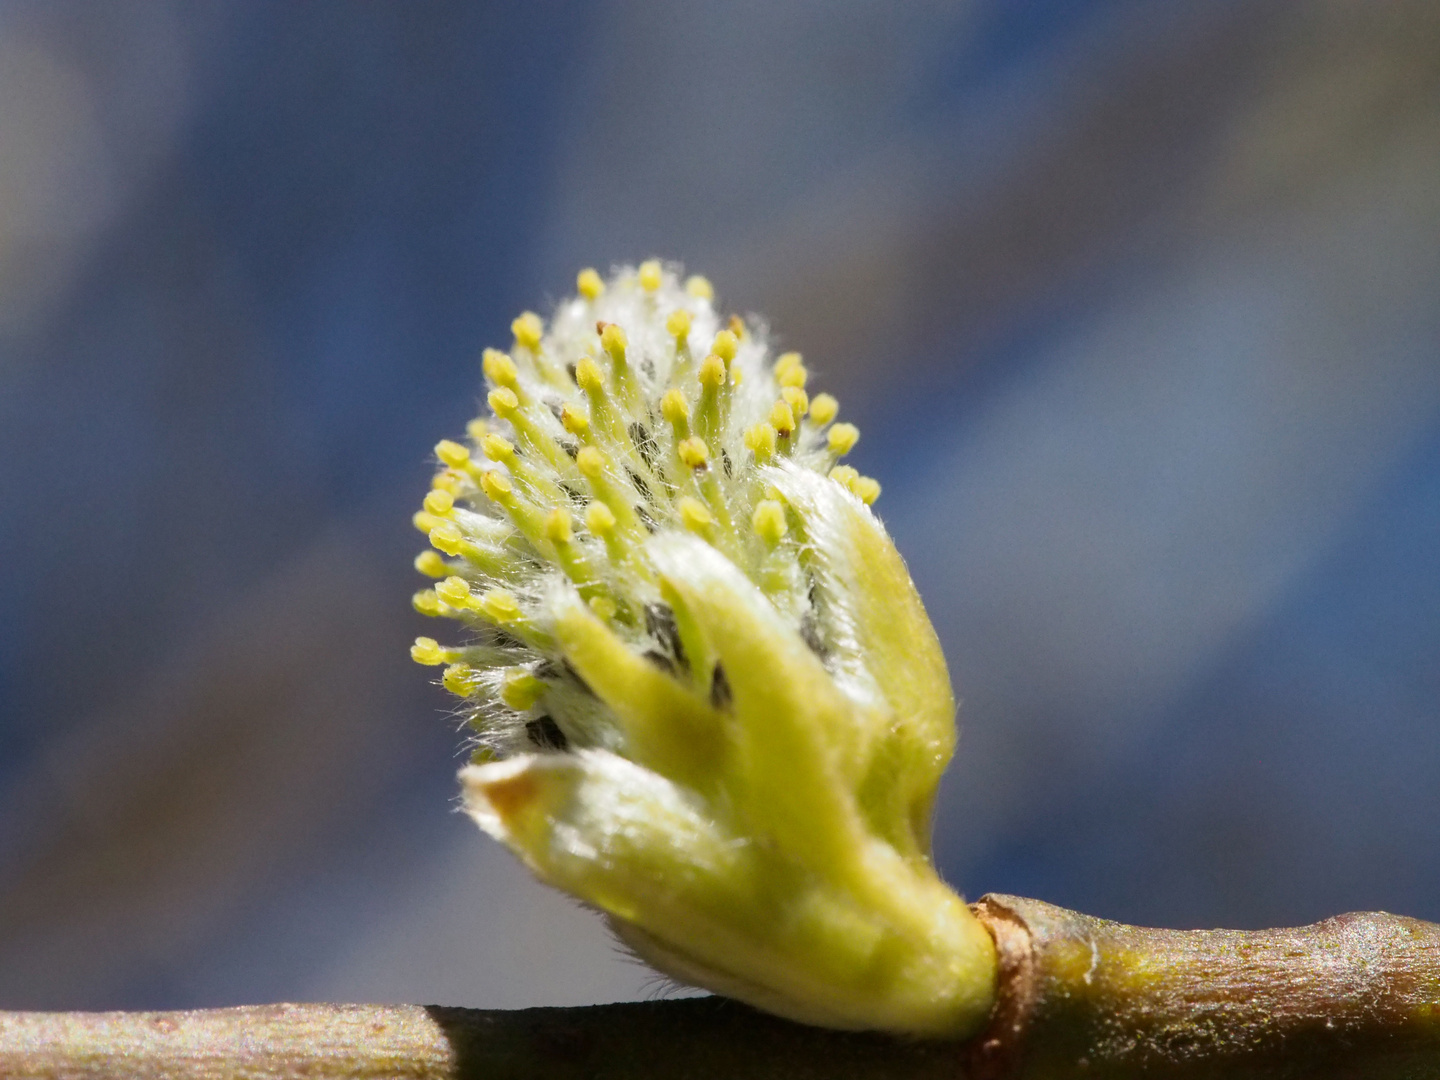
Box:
526 715 568 752
710 663 732 710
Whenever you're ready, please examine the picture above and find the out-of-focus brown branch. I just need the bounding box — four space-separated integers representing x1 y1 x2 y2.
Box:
4 894 1439 1080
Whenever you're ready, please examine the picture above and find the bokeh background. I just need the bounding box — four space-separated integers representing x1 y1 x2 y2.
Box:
2 0 1438 1011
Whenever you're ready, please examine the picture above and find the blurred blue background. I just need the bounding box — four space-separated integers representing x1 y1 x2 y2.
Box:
1 0 1437 1011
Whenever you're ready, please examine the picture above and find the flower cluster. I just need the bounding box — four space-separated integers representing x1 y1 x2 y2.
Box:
409 262 996 1037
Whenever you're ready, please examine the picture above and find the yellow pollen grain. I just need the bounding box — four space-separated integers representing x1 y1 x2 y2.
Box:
411 636 447 665
576 446 605 478
678 497 713 532
560 402 589 434
577 267 605 299
711 330 738 363
483 349 519 388
585 501 616 535
429 522 464 555
808 393 839 426
661 388 690 425
431 470 461 495
423 489 455 516
435 439 471 467
512 312 544 352
479 588 521 623
412 589 444 617
666 308 692 341
770 400 796 436
778 364 808 390
443 664 482 698
480 470 514 503
685 275 714 301
600 322 627 361
698 354 726 389
544 507 573 545
678 436 709 469
575 355 604 393
638 260 663 292
588 595 617 621
744 422 777 461
827 422 859 456
488 387 519 417
752 500 787 544
782 386 809 419
853 476 881 505
482 433 516 462
774 351 802 377
436 575 473 608
501 670 547 711
414 550 449 578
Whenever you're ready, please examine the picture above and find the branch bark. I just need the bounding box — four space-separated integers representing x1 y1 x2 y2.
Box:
3 894 1438 1080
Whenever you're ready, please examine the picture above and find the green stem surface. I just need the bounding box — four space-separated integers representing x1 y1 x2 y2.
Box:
3 894 1438 1079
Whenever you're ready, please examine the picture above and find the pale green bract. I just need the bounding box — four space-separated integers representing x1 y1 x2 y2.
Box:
409 262 997 1038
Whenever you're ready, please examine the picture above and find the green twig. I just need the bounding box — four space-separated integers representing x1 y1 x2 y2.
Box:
6 894 1440 1078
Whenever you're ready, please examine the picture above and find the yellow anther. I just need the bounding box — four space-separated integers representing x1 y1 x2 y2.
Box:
435 439 471 467
600 322 628 362
488 387 519 416
666 308 692 341
685 275 714 300
744 422 777 461
829 465 860 487
482 349 519 388
413 589 444 617
466 417 489 442
512 311 544 352
778 364 808 390
576 446 605 478
481 433 516 462
431 470 462 495
414 510 441 533
423 489 455 516
501 670 547 711
853 476 882 505
560 402 589 435
678 497 713 534
585 501 616 535
827 422 859 456
588 595 617 621
752 500 788 544
678 436 709 470
480 470 514 503
770 399 796 437
661 388 690 425
808 393 839 426
577 267 605 300
575 355 605 392
782 386 809 419
544 507 573 545
411 636 447 665
428 522 464 556
711 330 738 363
698 354 726 389
774 351 802 377
436 575 473 608
638 259 663 292
443 663 483 698
479 588 522 624
415 550 449 578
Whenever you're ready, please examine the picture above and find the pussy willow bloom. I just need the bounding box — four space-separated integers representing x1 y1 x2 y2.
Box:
409 262 997 1038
